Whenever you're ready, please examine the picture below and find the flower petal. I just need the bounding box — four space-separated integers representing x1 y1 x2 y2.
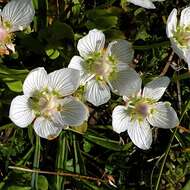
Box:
57 97 89 126
1 0 35 32
68 56 94 85
142 76 170 101
33 117 62 139
127 119 152 150
166 9 177 38
186 52 190 71
48 68 80 96
9 95 35 128
85 79 111 106
170 38 186 61
77 29 105 58
112 105 130 134
170 38 190 69
180 7 190 28
116 62 130 72
6 43 15 53
152 0 165 1
23 67 48 97
147 102 179 129
128 0 156 9
109 68 142 97
107 40 134 65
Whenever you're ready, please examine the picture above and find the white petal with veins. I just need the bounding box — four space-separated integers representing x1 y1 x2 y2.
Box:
112 105 130 134
9 95 35 128
127 0 156 9
77 29 105 58
109 68 142 97
1 0 35 32
58 97 89 126
127 119 152 150
166 8 177 38
23 67 48 97
85 79 111 106
48 68 80 96
33 117 62 139
147 102 179 129
68 56 94 85
107 40 134 65
142 76 170 101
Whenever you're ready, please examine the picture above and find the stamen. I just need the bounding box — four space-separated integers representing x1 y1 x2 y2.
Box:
31 89 61 119
84 51 117 81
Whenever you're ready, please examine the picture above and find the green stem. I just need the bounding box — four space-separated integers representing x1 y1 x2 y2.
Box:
73 134 77 174
133 41 170 50
55 131 68 190
155 99 189 190
73 134 86 175
155 128 177 190
32 0 48 31
31 135 41 190
5 130 16 172
17 146 34 166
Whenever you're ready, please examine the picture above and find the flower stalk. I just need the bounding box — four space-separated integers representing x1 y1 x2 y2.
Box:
31 135 41 190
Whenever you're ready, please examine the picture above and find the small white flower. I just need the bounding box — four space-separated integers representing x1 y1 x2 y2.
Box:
68 29 141 106
166 7 190 70
127 0 165 9
9 67 89 139
0 0 35 55
112 76 179 150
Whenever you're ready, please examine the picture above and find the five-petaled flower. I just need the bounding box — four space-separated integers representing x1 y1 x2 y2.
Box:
0 0 35 55
112 76 179 150
68 29 141 106
166 7 190 70
127 0 165 9
9 67 89 139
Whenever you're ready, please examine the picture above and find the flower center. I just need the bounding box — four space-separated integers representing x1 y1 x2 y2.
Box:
0 27 9 42
31 89 62 119
174 26 190 48
84 51 117 80
127 97 156 121
135 103 149 117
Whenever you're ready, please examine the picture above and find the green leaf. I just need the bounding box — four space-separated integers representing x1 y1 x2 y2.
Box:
0 65 28 81
86 16 118 30
135 26 151 40
6 80 23 92
105 29 126 40
0 182 5 190
45 49 60 59
55 132 68 190
182 180 190 190
7 186 31 190
37 176 48 190
173 72 190 81
86 8 119 30
83 140 92 153
84 133 122 151
51 21 74 40
73 134 86 175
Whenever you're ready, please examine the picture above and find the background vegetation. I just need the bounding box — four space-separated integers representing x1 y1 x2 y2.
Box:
0 0 190 189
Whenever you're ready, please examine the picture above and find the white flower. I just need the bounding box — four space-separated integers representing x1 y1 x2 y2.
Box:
166 7 190 70
0 0 35 55
112 76 179 150
127 0 165 9
68 29 141 106
9 67 89 139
